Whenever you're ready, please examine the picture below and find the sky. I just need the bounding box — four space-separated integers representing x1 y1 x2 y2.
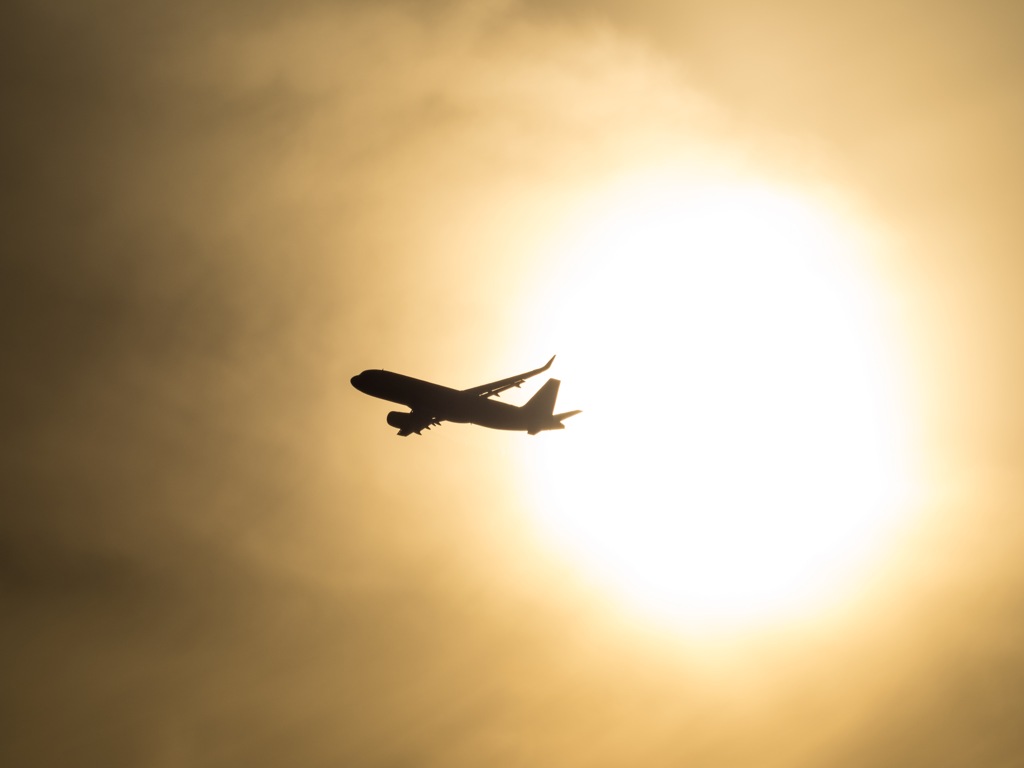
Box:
3 1 1024 766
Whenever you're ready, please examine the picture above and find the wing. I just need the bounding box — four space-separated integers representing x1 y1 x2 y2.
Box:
460 356 556 399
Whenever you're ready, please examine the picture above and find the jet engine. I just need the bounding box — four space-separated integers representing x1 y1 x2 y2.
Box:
387 410 427 434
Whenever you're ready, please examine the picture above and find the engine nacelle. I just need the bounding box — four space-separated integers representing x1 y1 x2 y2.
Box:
387 411 422 434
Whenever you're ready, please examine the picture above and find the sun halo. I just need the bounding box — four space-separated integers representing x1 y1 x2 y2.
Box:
518 175 914 632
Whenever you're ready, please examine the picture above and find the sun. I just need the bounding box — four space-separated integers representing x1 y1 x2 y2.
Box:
518 172 914 631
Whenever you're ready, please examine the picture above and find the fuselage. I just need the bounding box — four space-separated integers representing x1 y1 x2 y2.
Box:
350 369 536 430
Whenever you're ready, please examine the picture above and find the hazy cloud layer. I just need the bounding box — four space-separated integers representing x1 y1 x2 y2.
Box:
3 1 1024 766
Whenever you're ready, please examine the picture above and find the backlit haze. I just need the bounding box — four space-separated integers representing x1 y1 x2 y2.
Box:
4 1 1024 766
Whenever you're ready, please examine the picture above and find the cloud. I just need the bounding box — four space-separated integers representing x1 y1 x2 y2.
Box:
4 1 1024 766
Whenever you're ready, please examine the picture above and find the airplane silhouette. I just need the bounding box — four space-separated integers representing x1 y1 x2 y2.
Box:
351 355 581 436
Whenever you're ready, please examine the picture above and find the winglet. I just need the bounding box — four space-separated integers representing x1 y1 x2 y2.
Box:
542 355 555 371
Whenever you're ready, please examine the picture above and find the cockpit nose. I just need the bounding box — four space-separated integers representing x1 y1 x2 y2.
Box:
351 370 381 393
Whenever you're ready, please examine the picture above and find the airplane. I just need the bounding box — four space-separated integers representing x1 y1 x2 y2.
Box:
351 355 581 436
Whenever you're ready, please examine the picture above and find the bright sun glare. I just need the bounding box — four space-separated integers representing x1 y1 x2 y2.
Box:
520 173 913 631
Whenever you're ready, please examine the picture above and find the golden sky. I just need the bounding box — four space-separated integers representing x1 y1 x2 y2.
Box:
4 1 1024 766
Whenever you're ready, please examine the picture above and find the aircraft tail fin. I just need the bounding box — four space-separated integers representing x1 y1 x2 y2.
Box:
524 378 561 416
524 378 581 434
